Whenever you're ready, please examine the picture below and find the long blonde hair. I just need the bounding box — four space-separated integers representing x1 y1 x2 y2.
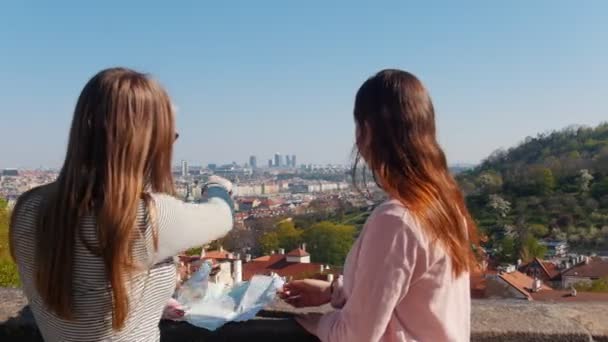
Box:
11 68 176 329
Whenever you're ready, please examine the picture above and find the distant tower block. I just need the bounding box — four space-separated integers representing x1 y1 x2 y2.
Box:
274 153 281 167
181 160 188 177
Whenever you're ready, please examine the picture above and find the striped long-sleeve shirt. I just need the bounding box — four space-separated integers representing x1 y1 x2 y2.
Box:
11 183 233 341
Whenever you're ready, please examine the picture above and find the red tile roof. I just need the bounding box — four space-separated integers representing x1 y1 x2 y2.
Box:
242 254 335 281
538 259 561 280
498 271 552 300
177 255 201 263
202 250 234 260
562 257 608 278
287 248 310 257
519 258 562 280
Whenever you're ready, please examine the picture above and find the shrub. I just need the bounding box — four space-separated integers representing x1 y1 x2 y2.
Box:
0 259 20 287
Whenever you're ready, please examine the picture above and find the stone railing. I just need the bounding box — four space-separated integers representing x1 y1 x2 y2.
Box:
2 288 607 341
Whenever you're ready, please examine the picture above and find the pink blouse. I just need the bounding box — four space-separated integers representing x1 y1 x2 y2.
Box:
313 199 470 342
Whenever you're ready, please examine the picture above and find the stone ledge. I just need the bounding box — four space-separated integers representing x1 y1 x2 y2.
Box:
2 288 608 341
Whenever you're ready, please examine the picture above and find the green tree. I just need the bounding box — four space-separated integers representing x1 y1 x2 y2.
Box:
498 236 517 263
568 234 581 244
478 171 503 194
221 228 256 254
275 220 302 251
591 177 608 200
529 223 549 238
540 168 555 194
455 123 608 253
458 179 477 196
487 194 511 219
258 232 280 255
577 169 594 192
519 236 547 262
302 221 355 265
0 198 11 260
0 198 20 287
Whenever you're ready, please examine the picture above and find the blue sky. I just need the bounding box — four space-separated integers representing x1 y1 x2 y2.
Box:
1 1 607 168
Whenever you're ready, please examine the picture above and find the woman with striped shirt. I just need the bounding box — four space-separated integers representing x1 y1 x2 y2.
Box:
10 68 234 341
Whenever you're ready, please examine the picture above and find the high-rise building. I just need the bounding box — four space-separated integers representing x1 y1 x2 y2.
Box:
291 155 297 168
274 153 281 168
249 155 257 169
285 155 292 168
1 169 19 177
181 160 188 177
268 159 273 168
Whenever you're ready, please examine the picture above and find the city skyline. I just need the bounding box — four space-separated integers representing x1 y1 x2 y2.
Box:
1 2 607 168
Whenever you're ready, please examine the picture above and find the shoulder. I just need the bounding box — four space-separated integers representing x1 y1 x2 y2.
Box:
149 192 182 209
149 192 176 203
372 199 409 219
11 184 53 244
13 184 53 218
368 199 415 231
366 199 427 244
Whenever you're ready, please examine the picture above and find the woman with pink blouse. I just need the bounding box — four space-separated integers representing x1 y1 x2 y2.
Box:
281 69 480 342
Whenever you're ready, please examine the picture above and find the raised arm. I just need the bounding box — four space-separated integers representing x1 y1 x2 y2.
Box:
151 177 234 263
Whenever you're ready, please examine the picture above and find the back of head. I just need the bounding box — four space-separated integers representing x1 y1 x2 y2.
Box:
16 67 176 329
353 69 479 276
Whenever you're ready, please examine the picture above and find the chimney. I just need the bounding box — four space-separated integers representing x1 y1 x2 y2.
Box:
245 254 252 262
200 248 206 258
279 248 285 255
219 246 224 252
531 278 542 293
228 252 234 259
516 259 522 269
585 256 590 264
319 264 325 273
232 260 242 283
301 243 306 252
235 253 241 260
271 250 275 255
327 274 334 283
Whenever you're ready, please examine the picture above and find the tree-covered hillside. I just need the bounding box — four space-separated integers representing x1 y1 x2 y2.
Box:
458 123 608 262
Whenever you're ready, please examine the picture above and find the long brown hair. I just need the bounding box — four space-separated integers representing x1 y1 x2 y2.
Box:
11 68 176 329
352 69 479 277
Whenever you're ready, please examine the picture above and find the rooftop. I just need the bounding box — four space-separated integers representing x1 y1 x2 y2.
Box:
562 257 608 278
498 270 552 300
201 249 235 260
287 248 310 257
537 258 562 280
243 254 331 281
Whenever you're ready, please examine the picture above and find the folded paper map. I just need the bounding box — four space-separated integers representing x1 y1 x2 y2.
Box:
173 260 285 331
